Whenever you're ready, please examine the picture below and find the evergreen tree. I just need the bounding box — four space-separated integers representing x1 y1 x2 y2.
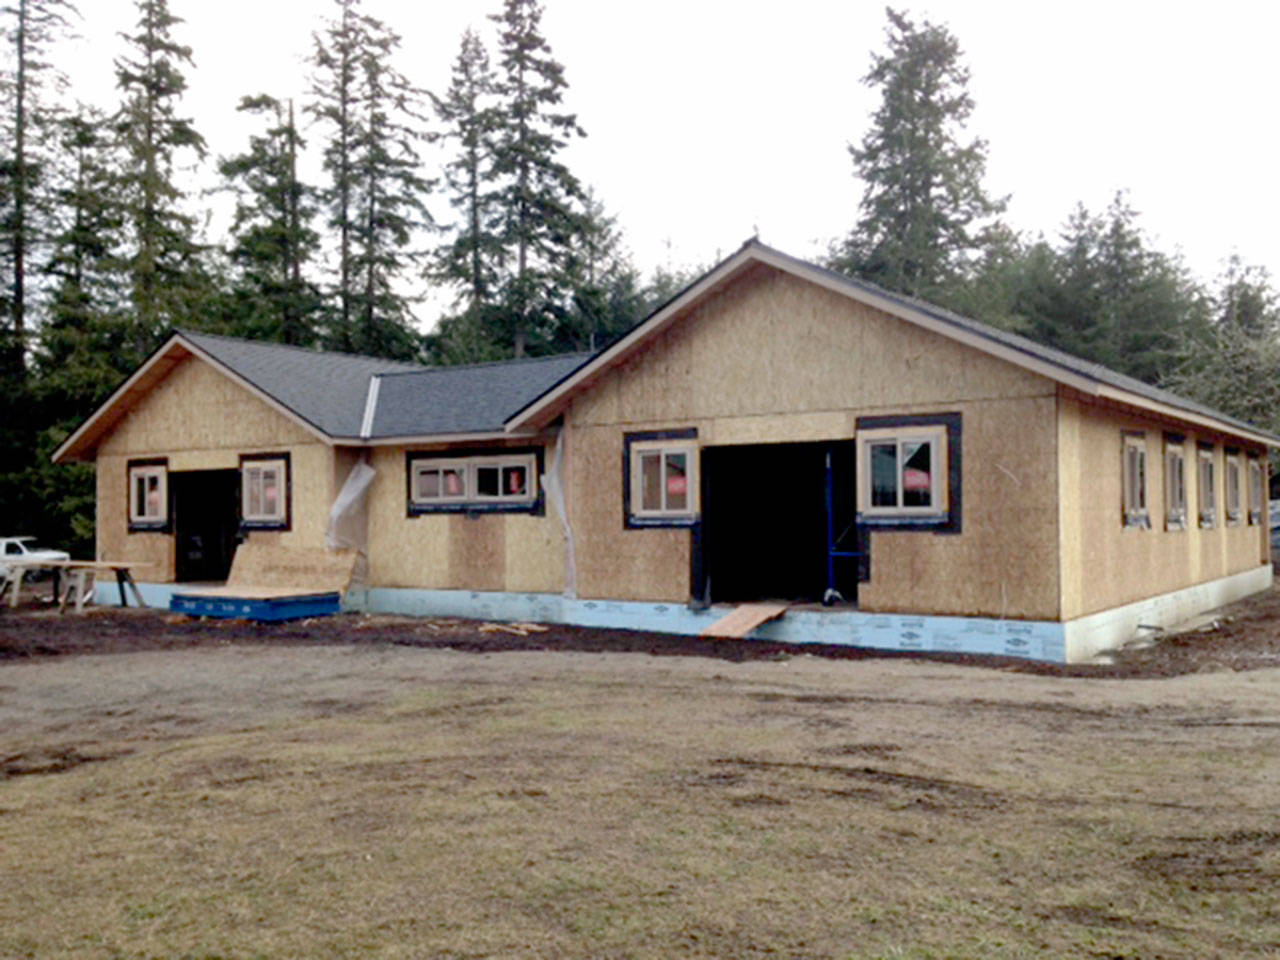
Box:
1214 254 1278 337
219 95 321 345
309 0 430 360
831 7 1004 302
113 0 207 351
555 190 642 352
1 0 78 376
488 0 584 356
433 27 502 321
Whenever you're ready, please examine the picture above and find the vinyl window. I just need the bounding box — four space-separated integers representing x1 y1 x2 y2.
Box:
629 441 697 520
1198 447 1217 529
242 456 289 527
1164 440 1186 530
1122 433 1149 529
1249 458 1264 525
128 462 167 527
410 453 537 508
1225 453 1242 525
858 426 948 520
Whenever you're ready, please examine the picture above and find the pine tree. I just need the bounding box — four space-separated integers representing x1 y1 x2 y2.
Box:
556 190 642 352
488 0 584 356
1 0 78 377
219 95 321 345
433 27 501 320
1214 254 1278 337
113 0 207 351
309 0 431 360
831 7 1004 302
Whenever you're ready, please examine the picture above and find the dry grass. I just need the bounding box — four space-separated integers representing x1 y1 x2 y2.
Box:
2 644 1280 958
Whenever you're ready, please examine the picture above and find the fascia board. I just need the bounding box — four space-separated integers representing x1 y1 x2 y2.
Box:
53 337 189 463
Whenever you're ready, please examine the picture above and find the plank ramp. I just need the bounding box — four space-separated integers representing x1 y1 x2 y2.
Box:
700 603 788 639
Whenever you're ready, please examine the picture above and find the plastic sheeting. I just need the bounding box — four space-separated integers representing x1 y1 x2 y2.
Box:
543 427 577 598
326 461 376 553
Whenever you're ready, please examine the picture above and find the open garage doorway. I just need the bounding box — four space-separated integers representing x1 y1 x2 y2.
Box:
700 441 858 605
171 470 240 582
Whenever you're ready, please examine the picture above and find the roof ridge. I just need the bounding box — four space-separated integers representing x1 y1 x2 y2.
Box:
376 351 593 379
177 329 423 369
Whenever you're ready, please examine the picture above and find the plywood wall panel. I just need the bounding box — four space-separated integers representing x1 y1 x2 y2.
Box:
857 396 1061 620
1057 393 1269 620
363 443 564 593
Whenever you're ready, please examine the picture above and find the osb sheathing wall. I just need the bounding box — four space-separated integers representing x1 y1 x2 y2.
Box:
1058 391 1269 620
565 264 1062 616
364 444 564 594
96 355 335 581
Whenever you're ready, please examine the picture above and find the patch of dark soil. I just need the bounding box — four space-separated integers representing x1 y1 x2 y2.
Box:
1136 831 1280 892
712 757 1004 808
728 792 790 807
1036 904 1168 931
0 745 127 778
398 696 515 718
301 697 370 716
5 583 1280 678
817 743 900 758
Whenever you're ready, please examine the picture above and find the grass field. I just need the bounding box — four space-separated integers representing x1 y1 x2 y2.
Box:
2 640 1280 958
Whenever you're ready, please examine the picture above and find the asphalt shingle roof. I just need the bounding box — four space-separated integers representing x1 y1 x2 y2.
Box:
182 331 422 437
370 353 589 438
181 330 590 439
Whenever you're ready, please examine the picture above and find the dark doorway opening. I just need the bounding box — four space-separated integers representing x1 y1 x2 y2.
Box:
171 470 240 582
700 441 858 605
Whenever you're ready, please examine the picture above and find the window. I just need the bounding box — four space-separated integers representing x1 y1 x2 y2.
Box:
127 459 168 530
627 439 698 522
241 454 290 529
407 451 540 514
858 425 948 520
1225 453 1242 525
1164 439 1186 530
1249 458 1264 525
1198 447 1216 529
1122 433 1149 529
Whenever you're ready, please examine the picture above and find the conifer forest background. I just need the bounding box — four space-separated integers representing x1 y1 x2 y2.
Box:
3 0 1278 556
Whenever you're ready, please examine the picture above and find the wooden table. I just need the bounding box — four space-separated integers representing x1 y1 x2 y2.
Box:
48 561 155 613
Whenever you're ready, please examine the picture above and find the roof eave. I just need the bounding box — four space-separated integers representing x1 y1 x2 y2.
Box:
51 332 338 464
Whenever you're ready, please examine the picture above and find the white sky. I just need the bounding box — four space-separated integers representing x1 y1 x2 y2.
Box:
54 0 1280 328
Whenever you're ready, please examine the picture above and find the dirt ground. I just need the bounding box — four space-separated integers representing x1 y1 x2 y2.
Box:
2 590 1280 958
7 581 1280 676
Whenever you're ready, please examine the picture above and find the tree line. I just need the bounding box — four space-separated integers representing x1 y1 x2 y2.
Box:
2 1 1277 555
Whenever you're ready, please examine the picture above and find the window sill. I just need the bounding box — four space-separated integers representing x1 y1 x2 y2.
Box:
128 521 170 534
858 512 950 528
1123 512 1151 530
409 500 541 517
1165 516 1187 532
242 519 289 531
626 513 699 529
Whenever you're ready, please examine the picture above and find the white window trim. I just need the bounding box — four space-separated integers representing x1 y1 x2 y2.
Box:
1248 458 1264 525
1164 442 1186 530
410 453 538 507
1122 433 1149 529
128 463 167 525
857 425 949 519
1225 454 1243 525
242 457 289 525
629 440 699 520
1198 448 1217 529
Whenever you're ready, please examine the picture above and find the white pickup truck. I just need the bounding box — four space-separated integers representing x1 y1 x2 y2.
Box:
0 537 71 579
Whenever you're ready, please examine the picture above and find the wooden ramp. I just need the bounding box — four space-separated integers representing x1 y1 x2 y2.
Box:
170 544 358 621
700 603 788 639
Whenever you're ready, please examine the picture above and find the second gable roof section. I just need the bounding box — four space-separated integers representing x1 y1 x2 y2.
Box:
362 353 589 442
504 240 1280 448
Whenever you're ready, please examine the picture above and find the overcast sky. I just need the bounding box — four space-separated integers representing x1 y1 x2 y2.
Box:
54 0 1280 326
